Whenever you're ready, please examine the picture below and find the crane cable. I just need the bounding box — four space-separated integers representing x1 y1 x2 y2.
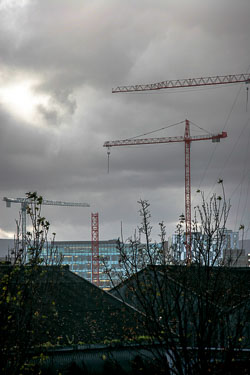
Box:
106 120 185 173
191 66 250 209
128 120 185 140
189 120 212 135
233 119 250 230
203 64 250 200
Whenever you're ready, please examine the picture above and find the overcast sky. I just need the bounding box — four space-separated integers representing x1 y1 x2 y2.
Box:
0 0 249 250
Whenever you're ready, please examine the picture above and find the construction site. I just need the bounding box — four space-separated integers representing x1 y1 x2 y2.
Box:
0 2 250 372
1 74 250 289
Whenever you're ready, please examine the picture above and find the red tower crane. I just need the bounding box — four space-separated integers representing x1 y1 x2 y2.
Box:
108 73 249 262
91 212 99 286
112 73 250 93
104 120 227 262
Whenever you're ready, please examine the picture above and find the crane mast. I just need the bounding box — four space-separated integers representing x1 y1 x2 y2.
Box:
104 120 227 262
184 121 191 263
91 213 99 286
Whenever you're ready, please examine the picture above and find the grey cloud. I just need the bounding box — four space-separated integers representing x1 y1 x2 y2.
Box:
0 0 250 242
33 84 77 126
37 105 60 126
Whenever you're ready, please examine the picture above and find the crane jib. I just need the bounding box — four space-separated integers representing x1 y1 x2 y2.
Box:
3 197 90 207
112 73 250 93
103 132 227 148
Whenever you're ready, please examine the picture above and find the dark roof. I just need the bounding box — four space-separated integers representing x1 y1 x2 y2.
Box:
110 265 250 312
0 265 146 346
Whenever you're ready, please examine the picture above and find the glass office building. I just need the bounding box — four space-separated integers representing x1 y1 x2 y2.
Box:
41 239 165 290
42 240 122 290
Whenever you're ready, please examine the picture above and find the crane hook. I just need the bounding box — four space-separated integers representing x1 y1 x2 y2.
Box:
107 147 111 174
246 86 249 112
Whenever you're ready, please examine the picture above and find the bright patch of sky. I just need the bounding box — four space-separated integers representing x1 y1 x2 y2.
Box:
0 79 49 124
0 0 30 10
0 227 15 239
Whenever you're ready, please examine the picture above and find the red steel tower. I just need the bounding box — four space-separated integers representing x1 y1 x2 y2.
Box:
91 212 99 286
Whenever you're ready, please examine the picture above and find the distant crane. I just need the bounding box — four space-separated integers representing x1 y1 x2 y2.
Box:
109 73 249 262
3 196 90 253
104 120 227 263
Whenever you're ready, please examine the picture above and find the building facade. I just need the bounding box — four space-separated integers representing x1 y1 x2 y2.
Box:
168 229 240 264
42 240 122 290
41 240 166 289
0 239 165 290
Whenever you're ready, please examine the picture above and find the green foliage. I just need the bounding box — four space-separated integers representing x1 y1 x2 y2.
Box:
0 192 61 375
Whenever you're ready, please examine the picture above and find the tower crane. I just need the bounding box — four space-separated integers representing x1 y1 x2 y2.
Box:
112 73 250 93
104 120 227 263
3 196 90 253
109 72 249 262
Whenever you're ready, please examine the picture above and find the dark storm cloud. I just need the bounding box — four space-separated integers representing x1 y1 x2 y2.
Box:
0 0 250 243
36 88 77 126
